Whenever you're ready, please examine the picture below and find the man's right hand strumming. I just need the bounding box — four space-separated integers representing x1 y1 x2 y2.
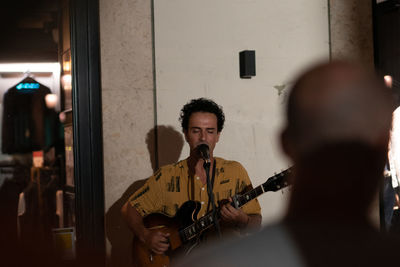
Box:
122 202 170 254
143 230 170 254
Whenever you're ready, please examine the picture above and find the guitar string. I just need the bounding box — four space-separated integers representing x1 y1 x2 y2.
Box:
183 173 282 239
181 169 291 241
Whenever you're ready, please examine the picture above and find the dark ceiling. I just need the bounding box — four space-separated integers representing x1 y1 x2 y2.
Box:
0 0 61 62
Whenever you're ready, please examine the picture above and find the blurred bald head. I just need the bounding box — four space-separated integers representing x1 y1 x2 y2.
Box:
282 61 394 159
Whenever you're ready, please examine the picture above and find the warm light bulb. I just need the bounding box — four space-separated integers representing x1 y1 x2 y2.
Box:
384 75 393 88
63 61 71 72
62 74 72 90
45 94 58 109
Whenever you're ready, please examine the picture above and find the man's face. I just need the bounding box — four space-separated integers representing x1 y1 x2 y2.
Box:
184 112 220 156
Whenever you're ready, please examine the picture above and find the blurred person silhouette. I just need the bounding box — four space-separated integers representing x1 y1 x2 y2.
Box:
382 75 400 232
177 61 400 267
387 106 400 232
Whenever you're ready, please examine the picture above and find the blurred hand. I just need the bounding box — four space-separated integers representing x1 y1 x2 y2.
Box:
220 198 249 227
143 230 170 254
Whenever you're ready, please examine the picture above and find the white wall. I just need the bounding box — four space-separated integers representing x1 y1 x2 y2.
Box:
154 0 330 224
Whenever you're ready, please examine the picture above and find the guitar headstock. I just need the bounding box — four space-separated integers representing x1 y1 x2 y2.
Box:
262 167 293 192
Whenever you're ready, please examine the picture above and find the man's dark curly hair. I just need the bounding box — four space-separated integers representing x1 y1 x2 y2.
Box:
179 98 225 132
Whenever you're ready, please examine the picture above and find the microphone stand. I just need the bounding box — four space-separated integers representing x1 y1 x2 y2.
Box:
204 160 222 238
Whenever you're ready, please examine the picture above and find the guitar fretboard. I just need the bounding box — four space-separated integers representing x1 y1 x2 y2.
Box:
235 185 264 207
234 168 291 208
179 168 292 243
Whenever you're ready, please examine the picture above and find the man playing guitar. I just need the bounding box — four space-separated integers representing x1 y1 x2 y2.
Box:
121 98 262 265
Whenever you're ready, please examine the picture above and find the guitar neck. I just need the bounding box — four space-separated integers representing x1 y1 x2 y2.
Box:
232 168 292 208
232 184 264 208
179 168 292 243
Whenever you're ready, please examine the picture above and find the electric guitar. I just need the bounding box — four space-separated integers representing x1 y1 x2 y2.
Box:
132 168 292 267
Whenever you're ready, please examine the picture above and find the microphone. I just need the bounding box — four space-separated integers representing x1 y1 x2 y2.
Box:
197 144 211 164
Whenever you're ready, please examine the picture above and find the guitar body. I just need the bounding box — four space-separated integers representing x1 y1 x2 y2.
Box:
131 168 292 267
132 201 201 267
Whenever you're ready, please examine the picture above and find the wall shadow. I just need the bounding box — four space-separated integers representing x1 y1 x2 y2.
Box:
105 125 184 267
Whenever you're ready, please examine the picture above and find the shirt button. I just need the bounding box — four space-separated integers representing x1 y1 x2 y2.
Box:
196 177 200 180
201 201 205 205
201 187 205 191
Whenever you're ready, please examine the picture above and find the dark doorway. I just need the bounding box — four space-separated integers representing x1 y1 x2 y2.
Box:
0 0 105 265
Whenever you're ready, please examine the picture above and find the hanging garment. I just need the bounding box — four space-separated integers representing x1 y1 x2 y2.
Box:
2 77 53 154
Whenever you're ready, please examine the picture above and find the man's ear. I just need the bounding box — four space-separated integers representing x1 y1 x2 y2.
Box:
216 131 221 143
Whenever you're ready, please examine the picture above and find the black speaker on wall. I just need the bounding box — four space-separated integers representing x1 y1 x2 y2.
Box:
239 50 256 79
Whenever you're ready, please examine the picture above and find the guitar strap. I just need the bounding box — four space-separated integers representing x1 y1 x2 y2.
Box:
190 172 195 201
206 160 217 213
187 160 217 250
185 160 217 249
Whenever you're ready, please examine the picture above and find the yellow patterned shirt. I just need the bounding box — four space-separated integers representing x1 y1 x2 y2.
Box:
128 157 261 219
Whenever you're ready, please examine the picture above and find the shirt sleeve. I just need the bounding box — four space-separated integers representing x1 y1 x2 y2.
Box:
236 163 262 216
128 169 165 217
